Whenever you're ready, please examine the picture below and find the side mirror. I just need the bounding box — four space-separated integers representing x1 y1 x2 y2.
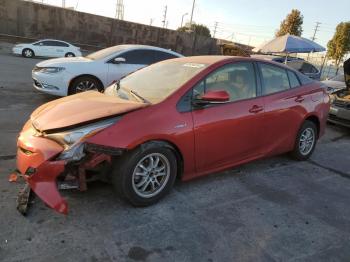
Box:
113 57 126 64
193 90 230 106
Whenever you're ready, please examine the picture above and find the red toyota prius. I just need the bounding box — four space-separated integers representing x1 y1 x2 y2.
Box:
16 56 330 214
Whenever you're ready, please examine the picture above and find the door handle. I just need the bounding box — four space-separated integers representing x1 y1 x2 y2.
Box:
249 105 264 114
295 96 305 103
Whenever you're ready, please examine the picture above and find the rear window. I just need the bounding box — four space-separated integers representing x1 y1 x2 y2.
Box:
296 72 314 85
259 63 290 95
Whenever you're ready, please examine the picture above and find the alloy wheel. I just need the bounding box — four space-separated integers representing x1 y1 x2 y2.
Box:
24 49 33 57
76 80 97 92
132 153 170 198
299 127 315 156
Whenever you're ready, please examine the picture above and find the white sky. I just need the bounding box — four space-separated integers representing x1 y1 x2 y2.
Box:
34 0 349 49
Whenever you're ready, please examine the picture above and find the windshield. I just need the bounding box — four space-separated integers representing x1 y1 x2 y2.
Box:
330 74 344 82
86 45 130 60
105 60 208 103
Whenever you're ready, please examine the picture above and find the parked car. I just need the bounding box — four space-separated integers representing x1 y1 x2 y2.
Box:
252 55 321 80
16 56 329 214
12 39 82 58
31 44 183 96
286 60 321 80
322 74 346 94
328 59 350 127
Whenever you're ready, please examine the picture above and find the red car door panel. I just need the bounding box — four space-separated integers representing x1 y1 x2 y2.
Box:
258 62 311 156
191 61 265 173
192 98 265 172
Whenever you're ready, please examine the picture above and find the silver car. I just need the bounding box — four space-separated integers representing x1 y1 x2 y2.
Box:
328 59 350 128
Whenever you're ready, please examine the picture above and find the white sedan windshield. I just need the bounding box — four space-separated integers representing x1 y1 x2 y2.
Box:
86 46 130 60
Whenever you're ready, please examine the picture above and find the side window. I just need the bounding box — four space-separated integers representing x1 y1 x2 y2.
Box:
287 71 300 88
39 41 52 46
259 63 290 95
193 62 257 102
153 51 178 63
53 41 69 47
118 50 155 65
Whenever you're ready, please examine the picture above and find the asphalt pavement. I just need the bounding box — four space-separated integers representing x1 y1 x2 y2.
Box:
0 48 350 262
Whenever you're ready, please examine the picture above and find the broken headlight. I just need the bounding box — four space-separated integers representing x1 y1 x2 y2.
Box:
43 117 121 160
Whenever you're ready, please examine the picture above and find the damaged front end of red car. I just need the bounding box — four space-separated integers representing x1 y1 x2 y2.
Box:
15 118 123 215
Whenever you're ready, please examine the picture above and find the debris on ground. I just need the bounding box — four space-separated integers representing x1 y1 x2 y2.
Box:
8 172 18 182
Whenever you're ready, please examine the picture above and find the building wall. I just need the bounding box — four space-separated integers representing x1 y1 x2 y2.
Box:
0 0 220 55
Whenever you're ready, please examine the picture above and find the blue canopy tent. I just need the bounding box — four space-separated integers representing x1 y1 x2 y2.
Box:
253 34 326 63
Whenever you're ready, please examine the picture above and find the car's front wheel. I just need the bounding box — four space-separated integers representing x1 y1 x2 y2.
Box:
291 120 317 160
65 52 75 57
68 76 103 95
22 48 34 58
112 142 177 206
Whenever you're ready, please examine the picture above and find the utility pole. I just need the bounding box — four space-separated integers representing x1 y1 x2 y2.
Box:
62 0 65 8
149 18 154 26
115 0 125 20
308 22 321 60
162 5 167 28
189 0 195 29
311 22 321 41
213 21 218 38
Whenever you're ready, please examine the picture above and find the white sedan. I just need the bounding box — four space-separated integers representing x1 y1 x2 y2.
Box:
31 45 183 96
12 39 82 58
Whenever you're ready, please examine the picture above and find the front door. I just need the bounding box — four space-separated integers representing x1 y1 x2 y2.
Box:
107 49 152 85
192 62 265 173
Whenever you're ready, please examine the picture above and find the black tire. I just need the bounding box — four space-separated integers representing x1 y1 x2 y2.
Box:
112 142 177 206
22 48 34 58
65 52 75 57
291 120 318 161
68 76 103 95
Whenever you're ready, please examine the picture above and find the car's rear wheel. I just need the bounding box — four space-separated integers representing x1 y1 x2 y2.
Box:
112 142 177 206
68 76 103 95
22 48 34 58
291 120 317 160
65 52 75 57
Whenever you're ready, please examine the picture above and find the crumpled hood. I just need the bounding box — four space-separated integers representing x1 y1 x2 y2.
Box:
31 91 147 132
36 57 91 67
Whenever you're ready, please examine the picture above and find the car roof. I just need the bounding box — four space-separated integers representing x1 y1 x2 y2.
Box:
35 39 72 45
166 55 293 69
105 44 183 56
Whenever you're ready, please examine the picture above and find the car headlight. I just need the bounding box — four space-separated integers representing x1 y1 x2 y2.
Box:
37 67 65 74
42 117 121 160
329 94 335 104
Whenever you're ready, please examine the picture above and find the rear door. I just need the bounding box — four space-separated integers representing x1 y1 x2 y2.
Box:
192 62 266 173
258 62 307 155
45 41 67 57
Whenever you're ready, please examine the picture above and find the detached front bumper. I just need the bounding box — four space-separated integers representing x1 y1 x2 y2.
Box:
17 126 68 214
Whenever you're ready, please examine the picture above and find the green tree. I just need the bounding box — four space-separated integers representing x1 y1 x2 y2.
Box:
275 9 303 37
177 23 211 37
327 22 350 72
